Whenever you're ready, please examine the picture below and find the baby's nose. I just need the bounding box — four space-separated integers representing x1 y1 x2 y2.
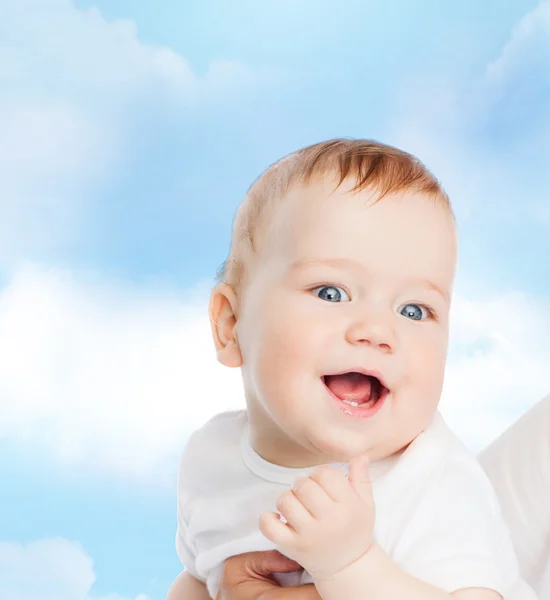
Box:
344 315 396 352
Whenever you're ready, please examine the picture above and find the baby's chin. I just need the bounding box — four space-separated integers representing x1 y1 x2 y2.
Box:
303 421 425 464
300 429 376 463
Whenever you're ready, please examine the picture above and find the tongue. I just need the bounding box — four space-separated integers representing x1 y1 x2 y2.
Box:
325 373 373 403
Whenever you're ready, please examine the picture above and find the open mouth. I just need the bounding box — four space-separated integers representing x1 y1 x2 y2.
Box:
322 370 389 408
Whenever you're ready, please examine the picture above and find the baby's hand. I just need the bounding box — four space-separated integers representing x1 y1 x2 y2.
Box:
259 454 375 582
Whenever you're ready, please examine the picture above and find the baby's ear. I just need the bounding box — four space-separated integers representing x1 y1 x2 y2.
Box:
209 283 243 368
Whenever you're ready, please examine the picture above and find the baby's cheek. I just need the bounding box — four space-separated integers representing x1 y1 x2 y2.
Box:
269 313 315 360
418 344 447 397
406 335 445 382
255 323 304 385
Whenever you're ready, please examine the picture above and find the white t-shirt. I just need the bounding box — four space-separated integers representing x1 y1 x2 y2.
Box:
176 410 536 599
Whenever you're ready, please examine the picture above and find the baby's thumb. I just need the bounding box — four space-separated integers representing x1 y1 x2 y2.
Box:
348 453 373 502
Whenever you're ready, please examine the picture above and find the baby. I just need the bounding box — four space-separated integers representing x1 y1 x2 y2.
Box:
173 139 537 599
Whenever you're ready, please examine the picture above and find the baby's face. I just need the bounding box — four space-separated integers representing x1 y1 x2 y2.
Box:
236 177 457 467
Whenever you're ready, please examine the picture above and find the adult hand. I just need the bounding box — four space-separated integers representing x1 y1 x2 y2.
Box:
215 549 321 600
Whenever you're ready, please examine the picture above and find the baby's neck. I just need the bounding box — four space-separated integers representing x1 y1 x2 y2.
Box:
249 427 329 468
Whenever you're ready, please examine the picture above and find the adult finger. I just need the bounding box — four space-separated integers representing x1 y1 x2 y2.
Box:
223 549 300 584
259 583 320 600
217 551 303 600
242 549 301 576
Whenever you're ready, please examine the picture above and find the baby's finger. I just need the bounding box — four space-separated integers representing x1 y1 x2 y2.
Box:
276 489 313 532
308 465 350 502
348 453 373 504
258 510 295 547
291 475 333 518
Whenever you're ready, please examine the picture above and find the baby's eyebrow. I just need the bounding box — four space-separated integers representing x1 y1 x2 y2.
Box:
405 277 449 303
289 257 359 271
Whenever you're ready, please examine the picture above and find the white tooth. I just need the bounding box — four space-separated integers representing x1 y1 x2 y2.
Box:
342 400 359 407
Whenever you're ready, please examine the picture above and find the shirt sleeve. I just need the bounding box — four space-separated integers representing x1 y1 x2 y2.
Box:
175 446 206 583
176 513 204 581
393 452 520 594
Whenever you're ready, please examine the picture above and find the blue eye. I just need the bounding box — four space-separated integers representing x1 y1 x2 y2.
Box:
399 303 429 321
313 285 351 303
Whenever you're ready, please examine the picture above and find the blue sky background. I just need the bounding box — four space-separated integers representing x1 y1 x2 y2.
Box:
0 1 549 598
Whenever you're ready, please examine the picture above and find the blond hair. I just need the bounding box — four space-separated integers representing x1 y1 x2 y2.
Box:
217 138 450 292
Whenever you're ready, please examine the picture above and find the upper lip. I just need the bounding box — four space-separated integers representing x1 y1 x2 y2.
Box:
323 368 390 391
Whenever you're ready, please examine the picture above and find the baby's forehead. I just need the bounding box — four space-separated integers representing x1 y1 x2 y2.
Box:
266 186 457 277
273 179 455 231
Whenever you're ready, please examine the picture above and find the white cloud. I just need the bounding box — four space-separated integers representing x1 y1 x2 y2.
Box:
386 1 550 223
0 0 275 273
0 263 548 480
441 291 550 452
485 0 550 85
1 0 266 108
482 0 550 165
0 538 148 600
0 263 245 482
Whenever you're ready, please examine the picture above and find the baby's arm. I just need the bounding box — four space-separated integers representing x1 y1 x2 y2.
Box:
314 544 501 600
166 571 211 600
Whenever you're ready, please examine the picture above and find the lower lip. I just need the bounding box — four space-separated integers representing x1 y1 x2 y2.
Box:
323 380 388 419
